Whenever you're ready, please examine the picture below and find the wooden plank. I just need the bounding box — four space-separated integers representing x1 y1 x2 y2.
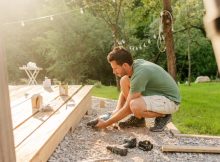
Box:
10 85 43 102
166 122 220 139
10 86 53 108
9 85 26 91
0 36 16 161
175 133 220 139
13 85 82 147
162 145 220 153
9 85 31 97
16 85 93 162
166 122 180 135
203 0 220 72
12 86 60 129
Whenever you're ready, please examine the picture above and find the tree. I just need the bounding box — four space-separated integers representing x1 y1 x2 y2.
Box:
3 0 114 85
65 0 131 47
162 0 177 81
173 0 217 82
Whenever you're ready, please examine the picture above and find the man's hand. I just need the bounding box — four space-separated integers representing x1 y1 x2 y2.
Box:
95 118 108 129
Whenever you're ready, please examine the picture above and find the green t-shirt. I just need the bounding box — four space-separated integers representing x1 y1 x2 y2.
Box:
130 59 181 103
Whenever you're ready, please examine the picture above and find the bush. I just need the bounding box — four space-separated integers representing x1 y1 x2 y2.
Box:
94 81 102 88
85 79 102 88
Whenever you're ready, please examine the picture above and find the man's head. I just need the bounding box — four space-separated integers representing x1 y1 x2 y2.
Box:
107 47 133 77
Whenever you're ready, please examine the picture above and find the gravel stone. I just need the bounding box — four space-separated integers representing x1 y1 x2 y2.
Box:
48 97 220 162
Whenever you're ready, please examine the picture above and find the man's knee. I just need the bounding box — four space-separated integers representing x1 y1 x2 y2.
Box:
130 99 142 118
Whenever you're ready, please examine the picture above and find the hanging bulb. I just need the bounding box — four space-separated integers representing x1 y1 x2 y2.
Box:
80 8 84 14
143 43 147 48
148 39 151 44
50 16 54 21
121 39 125 44
21 21 25 27
136 47 138 51
118 41 122 46
139 45 142 50
153 34 157 39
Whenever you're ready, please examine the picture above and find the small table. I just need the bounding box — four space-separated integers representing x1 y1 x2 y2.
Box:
19 66 42 85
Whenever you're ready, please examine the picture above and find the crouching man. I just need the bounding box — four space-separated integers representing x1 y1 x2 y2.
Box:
96 47 181 132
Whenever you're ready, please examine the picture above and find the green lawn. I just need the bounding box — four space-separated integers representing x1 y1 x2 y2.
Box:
92 82 220 135
92 85 120 100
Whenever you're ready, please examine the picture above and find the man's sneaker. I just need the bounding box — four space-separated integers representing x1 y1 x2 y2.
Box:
119 116 145 128
149 114 172 132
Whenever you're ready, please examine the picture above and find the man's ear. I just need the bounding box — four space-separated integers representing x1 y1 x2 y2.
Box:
123 63 130 68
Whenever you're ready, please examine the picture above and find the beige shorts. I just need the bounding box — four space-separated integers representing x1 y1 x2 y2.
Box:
142 95 179 114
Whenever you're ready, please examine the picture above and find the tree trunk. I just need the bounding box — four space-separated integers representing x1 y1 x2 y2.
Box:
162 0 177 81
187 28 191 86
203 0 220 73
111 24 121 90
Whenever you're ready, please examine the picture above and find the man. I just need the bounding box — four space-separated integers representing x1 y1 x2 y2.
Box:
96 47 181 132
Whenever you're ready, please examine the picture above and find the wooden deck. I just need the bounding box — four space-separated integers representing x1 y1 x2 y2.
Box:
9 85 93 162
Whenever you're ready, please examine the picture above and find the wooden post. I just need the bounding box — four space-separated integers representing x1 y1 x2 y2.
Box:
203 0 220 73
162 0 177 81
0 35 16 161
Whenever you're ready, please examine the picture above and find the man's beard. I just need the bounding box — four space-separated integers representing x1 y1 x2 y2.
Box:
118 67 127 77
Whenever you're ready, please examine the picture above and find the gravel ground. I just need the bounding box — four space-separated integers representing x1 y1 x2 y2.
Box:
48 97 220 162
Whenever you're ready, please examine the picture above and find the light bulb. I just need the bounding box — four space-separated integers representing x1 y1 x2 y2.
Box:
21 21 25 26
50 16 54 21
80 8 84 14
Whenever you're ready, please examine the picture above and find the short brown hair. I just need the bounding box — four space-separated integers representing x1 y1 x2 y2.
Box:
107 47 133 66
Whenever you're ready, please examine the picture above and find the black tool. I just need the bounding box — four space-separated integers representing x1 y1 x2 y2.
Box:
87 112 112 128
122 137 137 149
87 119 98 128
106 145 128 156
138 140 153 151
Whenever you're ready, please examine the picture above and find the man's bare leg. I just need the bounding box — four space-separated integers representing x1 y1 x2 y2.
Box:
129 97 171 132
129 97 164 119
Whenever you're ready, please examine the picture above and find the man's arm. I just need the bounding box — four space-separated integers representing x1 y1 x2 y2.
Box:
112 91 126 115
96 92 141 128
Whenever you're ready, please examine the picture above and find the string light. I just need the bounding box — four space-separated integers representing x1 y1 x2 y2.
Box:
127 35 157 51
80 8 84 14
2 2 166 54
157 10 173 52
21 21 25 27
2 1 120 27
50 16 54 21
161 10 174 31
2 4 98 27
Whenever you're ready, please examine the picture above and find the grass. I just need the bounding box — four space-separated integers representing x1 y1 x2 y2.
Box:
92 82 220 135
173 82 220 135
92 85 120 100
